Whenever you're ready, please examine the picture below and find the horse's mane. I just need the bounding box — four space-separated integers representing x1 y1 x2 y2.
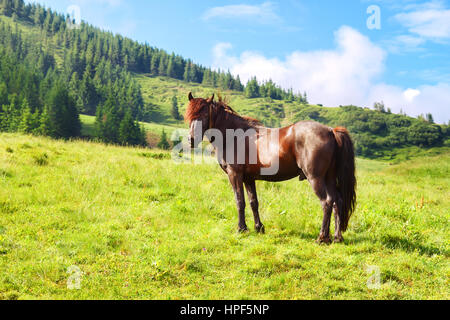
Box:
215 100 263 126
184 98 206 123
184 95 262 127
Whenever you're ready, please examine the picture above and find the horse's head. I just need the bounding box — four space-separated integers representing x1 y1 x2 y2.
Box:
185 92 215 148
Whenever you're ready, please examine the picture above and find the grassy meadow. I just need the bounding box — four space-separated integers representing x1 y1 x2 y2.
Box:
79 114 183 148
0 133 448 300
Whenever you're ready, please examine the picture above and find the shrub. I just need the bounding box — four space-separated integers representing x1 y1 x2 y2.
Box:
33 153 49 166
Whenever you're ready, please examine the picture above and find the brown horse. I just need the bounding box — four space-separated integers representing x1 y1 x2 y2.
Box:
185 93 356 244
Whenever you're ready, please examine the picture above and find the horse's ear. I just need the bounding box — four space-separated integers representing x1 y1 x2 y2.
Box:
207 94 215 103
188 92 194 101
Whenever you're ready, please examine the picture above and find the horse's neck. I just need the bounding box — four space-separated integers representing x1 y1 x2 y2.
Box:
216 111 253 132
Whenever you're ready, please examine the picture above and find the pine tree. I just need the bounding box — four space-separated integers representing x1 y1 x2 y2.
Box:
233 75 243 91
166 56 174 78
30 109 41 135
33 5 43 26
157 129 170 150
13 0 24 18
202 69 211 86
287 89 294 102
38 106 52 136
80 66 99 115
189 64 197 83
150 54 159 75
158 54 166 76
118 111 135 145
18 98 33 133
1 0 13 17
118 111 146 146
46 84 81 138
183 62 191 82
171 95 180 120
8 95 21 132
374 101 385 113
95 93 120 143
245 77 260 98
0 83 8 106
0 104 10 132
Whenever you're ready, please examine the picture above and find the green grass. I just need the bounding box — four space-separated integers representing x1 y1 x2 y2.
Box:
80 114 184 148
80 115 96 138
0 133 448 300
80 114 182 138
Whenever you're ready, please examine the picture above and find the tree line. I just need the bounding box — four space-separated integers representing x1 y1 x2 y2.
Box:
0 0 308 147
292 104 449 157
245 77 308 102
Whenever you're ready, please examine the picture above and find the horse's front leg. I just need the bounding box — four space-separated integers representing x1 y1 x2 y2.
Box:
228 172 248 232
244 179 265 233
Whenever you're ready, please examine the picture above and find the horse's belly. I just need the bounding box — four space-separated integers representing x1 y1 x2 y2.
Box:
246 152 301 181
257 171 301 182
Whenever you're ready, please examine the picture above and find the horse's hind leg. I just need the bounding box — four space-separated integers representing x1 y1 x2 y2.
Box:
325 176 344 243
244 179 265 234
333 192 344 243
310 177 333 244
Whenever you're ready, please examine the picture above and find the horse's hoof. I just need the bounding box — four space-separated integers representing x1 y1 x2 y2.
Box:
334 236 344 243
255 224 265 234
316 236 332 245
238 226 249 233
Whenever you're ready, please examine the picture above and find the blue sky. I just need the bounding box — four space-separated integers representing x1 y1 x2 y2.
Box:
26 0 450 123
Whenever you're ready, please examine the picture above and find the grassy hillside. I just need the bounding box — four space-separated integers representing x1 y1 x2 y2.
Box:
135 74 291 128
0 133 448 299
102 75 450 160
136 73 450 158
1 13 448 159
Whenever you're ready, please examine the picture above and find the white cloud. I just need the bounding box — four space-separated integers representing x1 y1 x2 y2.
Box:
395 1 450 41
203 2 281 24
213 26 385 107
212 26 450 123
367 83 450 121
403 88 421 102
395 34 425 47
383 35 426 54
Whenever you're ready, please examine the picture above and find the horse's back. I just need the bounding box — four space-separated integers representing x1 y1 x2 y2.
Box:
246 121 336 181
292 121 336 178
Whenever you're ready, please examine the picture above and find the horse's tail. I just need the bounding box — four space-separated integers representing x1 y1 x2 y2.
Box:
332 127 357 232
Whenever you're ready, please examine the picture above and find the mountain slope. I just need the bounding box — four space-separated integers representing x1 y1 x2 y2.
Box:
0 3 449 158
135 74 449 159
